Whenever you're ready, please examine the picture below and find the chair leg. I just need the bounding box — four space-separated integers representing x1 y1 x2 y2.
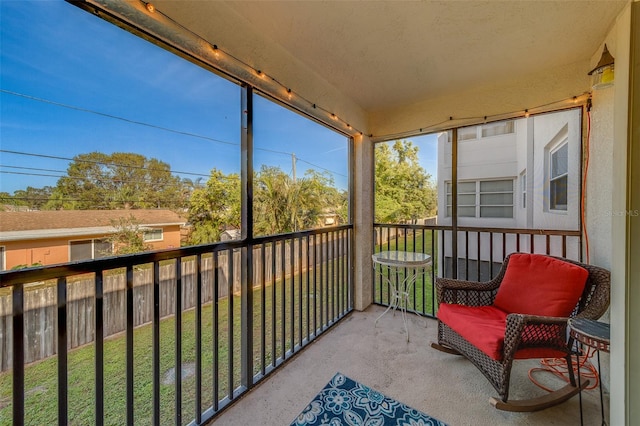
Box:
489 380 589 412
490 352 588 412
430 342 462 355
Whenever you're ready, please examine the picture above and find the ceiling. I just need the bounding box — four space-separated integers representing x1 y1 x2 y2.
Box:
152 0 627 114
83 0 629 137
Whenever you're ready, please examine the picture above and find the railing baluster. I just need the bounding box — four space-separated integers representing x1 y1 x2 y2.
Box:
195 254 202 424
280 240 286 360
312 235 318 336
126 265 134 426
298 236 303 346
95 271 104 426
319 234 324 330
431 229 436 316
261 243 266 376
12 284 24 426
227 250 233 401
153 262 160 426
476 232 481 280
502 233 507 259
546 234 551 255
306 236 311 340
175 259 183 424
465 231 469 279
57 277 68 426
271 242 276 366
290 238 295 352
329 232 338 322
489 232 494 278
342 229 346 315
213 251 219 411
530 232 534 253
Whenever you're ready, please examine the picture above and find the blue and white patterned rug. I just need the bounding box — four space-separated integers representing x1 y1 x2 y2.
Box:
290 372 447 426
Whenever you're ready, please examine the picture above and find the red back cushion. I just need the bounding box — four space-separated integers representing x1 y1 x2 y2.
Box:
493 253 588 317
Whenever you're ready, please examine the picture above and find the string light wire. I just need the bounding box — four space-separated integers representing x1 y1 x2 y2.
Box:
373 92 591 142
137 1 364 137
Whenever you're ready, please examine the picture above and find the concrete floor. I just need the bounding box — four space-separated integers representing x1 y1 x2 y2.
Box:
210 305 607 425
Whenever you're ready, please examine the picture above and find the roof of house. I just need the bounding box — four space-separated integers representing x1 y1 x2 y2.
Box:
0 209 187 242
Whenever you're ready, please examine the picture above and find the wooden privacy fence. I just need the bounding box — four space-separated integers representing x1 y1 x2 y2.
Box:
0 236 346 371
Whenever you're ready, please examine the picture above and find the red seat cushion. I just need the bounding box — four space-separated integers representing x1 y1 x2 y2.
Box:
438 303 571 361
438 304 508 360
493 253 588 317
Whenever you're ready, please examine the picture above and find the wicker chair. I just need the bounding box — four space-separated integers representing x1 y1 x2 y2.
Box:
431 253 610 412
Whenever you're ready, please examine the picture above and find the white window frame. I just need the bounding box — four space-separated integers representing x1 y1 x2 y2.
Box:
143 228 164 242
446 179 514 218
0 246 5 271
520 171 527 209
481 120 515 138
69 238 112 261
448 120 515 142
549 139 569 212
457 125 478 141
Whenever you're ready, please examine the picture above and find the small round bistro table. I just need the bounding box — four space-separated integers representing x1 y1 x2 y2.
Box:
568 318 610 426
372 251 431 342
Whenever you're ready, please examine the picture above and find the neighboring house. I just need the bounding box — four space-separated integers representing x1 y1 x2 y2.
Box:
0 209 186 270
318 208 340 227
220 229 241 241
437 109 582 278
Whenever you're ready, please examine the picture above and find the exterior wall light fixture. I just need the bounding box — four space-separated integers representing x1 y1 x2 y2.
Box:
588 44 615 89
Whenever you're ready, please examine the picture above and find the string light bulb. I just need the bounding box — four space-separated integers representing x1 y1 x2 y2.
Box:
131 1 363 137
524 109 530 118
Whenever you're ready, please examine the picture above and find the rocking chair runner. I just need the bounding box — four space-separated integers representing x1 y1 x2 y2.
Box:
431 253 610 412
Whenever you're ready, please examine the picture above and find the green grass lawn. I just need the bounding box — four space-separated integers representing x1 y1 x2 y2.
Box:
0 236 439 426
0 256 349 426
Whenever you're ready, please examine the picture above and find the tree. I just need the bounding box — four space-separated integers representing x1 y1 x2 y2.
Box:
44 152 184 210
187 169 241 244
375 140 436 223
103 215 153 255
11 186 54 210
185 165 345 243
254 166 344 235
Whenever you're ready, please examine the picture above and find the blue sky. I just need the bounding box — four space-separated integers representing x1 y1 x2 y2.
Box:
0 1 437 195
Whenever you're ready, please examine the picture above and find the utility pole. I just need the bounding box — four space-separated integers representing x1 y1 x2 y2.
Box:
292 152 297 183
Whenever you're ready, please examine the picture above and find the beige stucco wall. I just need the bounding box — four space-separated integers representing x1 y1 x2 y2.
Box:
352 134 374 311
586 3 632 425
2 225 182 269
627 4 640 420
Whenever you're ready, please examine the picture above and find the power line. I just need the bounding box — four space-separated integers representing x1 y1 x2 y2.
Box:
0 149 211 178
0 170 64 179
1 89 239 147
1 89 349 179
296 158 347 178
0 164 68 174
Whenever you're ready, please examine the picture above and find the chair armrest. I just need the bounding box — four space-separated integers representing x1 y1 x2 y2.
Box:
503 314 570 360
436 277 501 306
